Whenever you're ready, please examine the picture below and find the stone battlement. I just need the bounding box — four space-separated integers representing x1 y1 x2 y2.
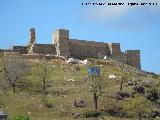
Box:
0 28 141 69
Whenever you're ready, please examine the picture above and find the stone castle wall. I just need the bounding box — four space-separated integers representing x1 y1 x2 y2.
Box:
69 39 110 58
53 29 141 69
125 50 141 69
108 43 121 56
0 28 141 69
53 29 70 57
32 44 56 55
13 46 28 54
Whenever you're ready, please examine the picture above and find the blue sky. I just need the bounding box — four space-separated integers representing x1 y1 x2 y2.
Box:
0 0 160 73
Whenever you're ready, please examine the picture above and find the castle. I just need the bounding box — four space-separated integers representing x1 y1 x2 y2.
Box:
0 28 141 69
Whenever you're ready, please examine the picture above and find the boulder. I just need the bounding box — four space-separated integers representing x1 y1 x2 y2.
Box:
67 58 79 64
128 82 134 86
145 89 159 101
45 104 54 109
133 85 145 94
115 91 130 100
75 66 80 71
79 59 88 65
73 99 87 108
109 74 117 79
46 94 53 98
72 113 81 119
66 58 88 65
148 111 160 118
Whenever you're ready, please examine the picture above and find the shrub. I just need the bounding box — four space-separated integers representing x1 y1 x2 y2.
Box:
42 98 54 108
148 111 160 118
102 99 125 117
115 91 130 100
14 115 29 120
83 111 101 118
145 88 159 101
123 95 152 119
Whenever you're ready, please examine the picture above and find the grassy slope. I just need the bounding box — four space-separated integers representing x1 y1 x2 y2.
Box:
0 58 160 120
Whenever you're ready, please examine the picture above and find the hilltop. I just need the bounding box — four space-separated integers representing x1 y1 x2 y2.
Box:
0 56 160 120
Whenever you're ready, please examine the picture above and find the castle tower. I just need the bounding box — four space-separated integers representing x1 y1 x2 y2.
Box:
53 29 70 57
108 43 121 56
29 28 36 44
125 50 141 69
28 27 36 54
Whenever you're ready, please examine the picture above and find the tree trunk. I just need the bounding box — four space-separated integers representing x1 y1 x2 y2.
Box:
43 78 46 95
138 113 142 120
120 81 123 91
93 93 98 110
13 85 16 92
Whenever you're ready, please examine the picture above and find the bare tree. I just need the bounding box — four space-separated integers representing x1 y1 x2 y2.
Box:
34 58 54 95
88 65 105 110
114 57 130 91
1 55 29 92
103 56 129 91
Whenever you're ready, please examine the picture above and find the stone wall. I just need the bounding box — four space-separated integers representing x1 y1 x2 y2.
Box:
108 43 121 56
0 49 13 52
125 50 141 69
56 27 141 69
32 44 56 55
0 28 141 69
69 39 110 58
53 29 70 57
68 38 141 69
13 46 28 54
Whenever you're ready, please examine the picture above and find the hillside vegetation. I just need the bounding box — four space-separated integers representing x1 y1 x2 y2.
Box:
0 55 160 120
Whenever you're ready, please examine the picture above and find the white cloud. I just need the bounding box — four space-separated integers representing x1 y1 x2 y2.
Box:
81 0 160 28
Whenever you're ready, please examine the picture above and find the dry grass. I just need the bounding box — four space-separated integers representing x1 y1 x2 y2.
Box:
0 58 159 120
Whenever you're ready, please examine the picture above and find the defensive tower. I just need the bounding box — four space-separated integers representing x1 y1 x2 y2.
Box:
53 29 70 57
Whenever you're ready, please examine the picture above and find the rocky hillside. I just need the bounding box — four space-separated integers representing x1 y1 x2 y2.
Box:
0 56 160 120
